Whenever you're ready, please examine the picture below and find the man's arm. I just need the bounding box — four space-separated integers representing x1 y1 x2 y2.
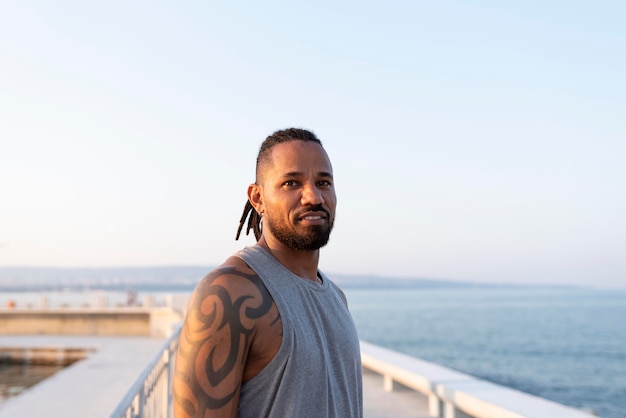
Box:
173 260 276 418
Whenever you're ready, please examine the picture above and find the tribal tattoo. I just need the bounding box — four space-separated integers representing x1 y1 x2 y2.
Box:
174 266 280 417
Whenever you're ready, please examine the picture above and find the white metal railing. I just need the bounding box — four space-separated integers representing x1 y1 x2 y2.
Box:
109 335 597 418
108 325 181 418
360 341 597 418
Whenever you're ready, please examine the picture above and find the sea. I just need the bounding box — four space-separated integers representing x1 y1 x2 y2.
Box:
344 286 626 418
1 285 625 417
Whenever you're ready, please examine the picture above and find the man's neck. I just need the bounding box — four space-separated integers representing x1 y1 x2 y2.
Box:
257 236 321 282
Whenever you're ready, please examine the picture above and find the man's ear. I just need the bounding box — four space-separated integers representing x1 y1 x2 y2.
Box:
247 183 263 214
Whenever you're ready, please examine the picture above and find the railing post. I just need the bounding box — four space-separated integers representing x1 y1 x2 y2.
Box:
383 374 395 392
168 336 178 418
428 393 442 417
132 393 140 418
444 401 457 418
138 387 146 418
163 350 170 417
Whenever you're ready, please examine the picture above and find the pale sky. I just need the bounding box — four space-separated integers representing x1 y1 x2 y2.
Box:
1 1 625 287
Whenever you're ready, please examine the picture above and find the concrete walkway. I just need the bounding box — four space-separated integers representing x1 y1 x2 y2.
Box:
363 369 431 418
0 335 428 418
0 335 166 417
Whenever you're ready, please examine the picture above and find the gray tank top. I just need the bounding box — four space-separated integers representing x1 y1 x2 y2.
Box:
236 246 363 418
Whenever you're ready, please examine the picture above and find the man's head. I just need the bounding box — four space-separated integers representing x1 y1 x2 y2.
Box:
255 128 322 183
236 128 336 251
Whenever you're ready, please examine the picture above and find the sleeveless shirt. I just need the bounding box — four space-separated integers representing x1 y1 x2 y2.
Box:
236 246 363 418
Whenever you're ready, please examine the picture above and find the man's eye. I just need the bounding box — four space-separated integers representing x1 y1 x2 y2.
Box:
283 180 298 187
318 180 332 187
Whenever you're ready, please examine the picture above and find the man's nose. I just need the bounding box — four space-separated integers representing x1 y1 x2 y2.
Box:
301 184 324 205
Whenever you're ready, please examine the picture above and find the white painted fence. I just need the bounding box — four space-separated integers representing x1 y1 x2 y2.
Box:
360 341 597 418
108 334 597 418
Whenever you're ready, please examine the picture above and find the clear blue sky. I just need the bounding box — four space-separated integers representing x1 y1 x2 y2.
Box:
1 1 625 287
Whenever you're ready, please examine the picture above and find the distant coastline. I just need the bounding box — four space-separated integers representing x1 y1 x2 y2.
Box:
0 266 577 292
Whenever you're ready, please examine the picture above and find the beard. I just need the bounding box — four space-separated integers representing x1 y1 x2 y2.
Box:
264 213 334 251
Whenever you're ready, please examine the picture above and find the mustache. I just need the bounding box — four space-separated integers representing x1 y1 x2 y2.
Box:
296 204 330 218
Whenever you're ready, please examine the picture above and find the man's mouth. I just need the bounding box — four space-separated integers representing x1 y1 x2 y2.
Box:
297 206 330 222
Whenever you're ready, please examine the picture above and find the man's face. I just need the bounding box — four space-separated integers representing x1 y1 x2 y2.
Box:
258 140 336 251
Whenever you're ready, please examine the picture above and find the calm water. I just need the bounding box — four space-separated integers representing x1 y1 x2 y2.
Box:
0 363 65 404
345 286 626 418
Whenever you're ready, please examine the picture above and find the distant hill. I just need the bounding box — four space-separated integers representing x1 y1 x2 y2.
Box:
0 266 499 291
0 266 209 291
331 273 491 289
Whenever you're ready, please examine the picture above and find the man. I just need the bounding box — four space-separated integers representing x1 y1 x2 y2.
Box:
173 128 363 418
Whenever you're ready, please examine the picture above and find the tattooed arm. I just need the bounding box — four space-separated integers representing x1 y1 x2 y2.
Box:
173 257 282 418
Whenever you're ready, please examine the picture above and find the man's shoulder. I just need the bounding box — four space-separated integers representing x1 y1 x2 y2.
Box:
191 255 264 301
207 255 255 280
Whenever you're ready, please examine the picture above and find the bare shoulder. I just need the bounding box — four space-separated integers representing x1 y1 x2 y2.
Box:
173 256 281 418
193 256 262 299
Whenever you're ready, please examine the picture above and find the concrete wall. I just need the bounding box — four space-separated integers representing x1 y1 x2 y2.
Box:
0 346 93 365
149 308 184 338
0 310 155 336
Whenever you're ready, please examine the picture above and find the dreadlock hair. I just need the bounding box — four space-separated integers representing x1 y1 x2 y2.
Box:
235 128 323 241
